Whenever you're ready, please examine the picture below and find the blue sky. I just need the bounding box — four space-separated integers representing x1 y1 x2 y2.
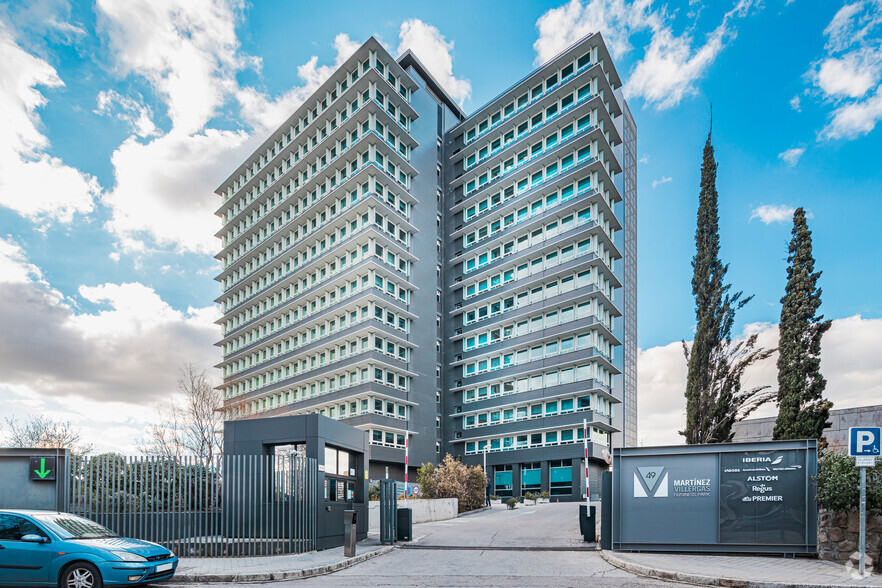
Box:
1 0 880 450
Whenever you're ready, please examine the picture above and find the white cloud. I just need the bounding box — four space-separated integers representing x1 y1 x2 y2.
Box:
95 0 246 135
639 154 649 164
534 0 638 64
0 237 43 284
0 238 221 453
102 128 249 254
533 0 762 110
0 20 100 222
94 0 367 254
811 1 882 140
778 146 806 166
0 0 86 44
817 53 879 98
750 204 795 224
0 239 220 412
638 316 882 446
651 175 672 188
95 90 157 138
790 95 802 111
235 33 360 133
397 19 471 105
822 92 882 139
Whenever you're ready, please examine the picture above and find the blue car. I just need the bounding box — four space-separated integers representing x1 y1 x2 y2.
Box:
0 510 177 587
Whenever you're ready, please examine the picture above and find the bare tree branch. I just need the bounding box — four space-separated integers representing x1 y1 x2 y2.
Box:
3 415 93 455
138 363 223 462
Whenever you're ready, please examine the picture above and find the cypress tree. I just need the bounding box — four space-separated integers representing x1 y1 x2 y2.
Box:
682 129 728 443
681 128 772 443
773 208 832 443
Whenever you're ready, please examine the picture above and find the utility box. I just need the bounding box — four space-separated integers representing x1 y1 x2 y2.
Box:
397 507 413 541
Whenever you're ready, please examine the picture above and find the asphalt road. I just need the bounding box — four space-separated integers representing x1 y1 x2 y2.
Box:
185 503 674 587
406 501 589 548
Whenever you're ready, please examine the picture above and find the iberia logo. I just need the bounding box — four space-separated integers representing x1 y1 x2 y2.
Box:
634 466 668 498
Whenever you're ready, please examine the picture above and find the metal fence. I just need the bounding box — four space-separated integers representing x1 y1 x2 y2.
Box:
67 454 317 557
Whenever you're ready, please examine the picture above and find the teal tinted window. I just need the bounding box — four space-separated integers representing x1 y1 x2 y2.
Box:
550 466 572 483
495 471 512 488
522 469 541 486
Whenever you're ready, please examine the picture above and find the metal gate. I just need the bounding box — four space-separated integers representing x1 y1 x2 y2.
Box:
67 454 317 557
378 478 398 544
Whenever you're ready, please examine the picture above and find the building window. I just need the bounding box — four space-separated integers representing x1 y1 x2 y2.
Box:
549 460 572 496
521 462 541 492
494 464 513 497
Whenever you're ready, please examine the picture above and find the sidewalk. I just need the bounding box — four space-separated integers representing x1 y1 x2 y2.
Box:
602 550 882 588
165 537 393 583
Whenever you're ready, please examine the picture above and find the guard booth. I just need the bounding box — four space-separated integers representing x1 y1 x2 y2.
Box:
224 414 370 550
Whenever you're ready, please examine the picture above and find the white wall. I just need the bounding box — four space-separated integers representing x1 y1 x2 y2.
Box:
368 498 459 531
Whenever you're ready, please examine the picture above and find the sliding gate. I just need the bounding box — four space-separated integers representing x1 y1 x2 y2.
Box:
68 454 317 557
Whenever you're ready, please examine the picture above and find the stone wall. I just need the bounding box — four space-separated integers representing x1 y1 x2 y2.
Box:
818 508 882 571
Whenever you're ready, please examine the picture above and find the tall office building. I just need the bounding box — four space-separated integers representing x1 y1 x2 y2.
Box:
214 33 635 499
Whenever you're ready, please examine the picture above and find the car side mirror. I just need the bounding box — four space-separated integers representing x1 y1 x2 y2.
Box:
21 534 46 543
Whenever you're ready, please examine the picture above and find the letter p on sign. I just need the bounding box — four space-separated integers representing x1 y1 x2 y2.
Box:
849 427 881 457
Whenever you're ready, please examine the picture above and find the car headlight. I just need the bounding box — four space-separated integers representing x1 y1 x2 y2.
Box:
110 551 147 562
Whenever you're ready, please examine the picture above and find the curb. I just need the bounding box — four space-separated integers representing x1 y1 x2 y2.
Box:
164 545 395 584
600 550 882 588
457 506 491 517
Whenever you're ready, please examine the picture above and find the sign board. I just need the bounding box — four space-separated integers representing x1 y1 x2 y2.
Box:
855 456 876 467
395 482 420 498
29 457 56 481
613 440 818 554
849 427 881 457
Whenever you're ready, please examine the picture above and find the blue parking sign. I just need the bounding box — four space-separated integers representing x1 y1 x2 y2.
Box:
849 427 881 456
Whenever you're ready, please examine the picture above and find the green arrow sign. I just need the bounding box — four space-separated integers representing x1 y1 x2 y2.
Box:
34 458 51 479
29 456 57 481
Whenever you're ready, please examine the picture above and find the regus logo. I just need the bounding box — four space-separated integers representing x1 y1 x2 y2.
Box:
634 466 668 498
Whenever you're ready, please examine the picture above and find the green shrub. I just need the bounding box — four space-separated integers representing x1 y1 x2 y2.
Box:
416 454 488 513
506 497 519 510
540 491 549 500
369 483 380 501
489 495 500 501
416 462 438 498
525 492 537 504
816 451 882 512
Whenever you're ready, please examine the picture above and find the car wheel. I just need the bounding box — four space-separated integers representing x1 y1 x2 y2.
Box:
61 562 103 588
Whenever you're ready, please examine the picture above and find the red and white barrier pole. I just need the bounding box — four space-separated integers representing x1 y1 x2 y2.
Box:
583 418 590 508
404 433 409 505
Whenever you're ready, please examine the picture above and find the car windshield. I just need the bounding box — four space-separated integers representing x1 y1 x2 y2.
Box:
33 514 119 540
